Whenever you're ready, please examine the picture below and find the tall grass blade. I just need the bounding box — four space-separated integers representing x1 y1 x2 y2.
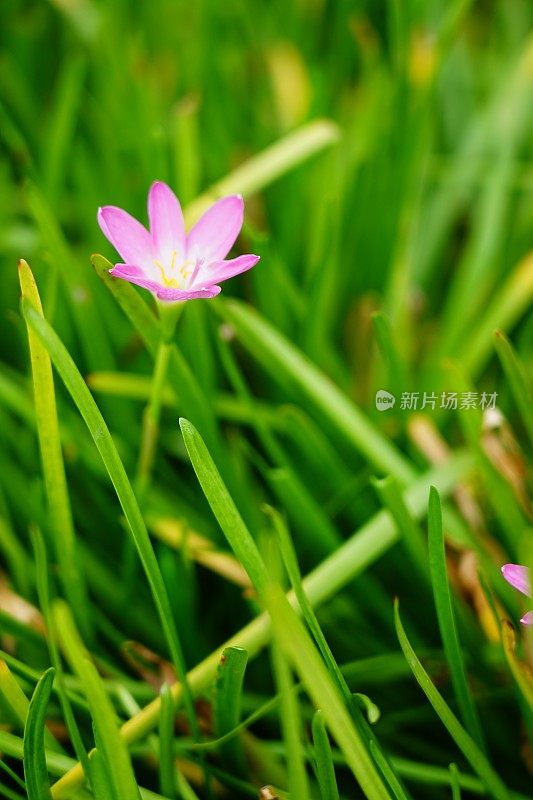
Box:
179 418 393 800
158 684 176 799
23 668 55 800
18 260 91 640
21 297 201 776
427 487 485 750
271 642 311 799
394 600 511 800
312 710 340 800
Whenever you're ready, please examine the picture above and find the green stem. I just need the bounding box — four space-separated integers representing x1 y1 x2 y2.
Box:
122 303 183 588
135 340 173 501
136 300 184 500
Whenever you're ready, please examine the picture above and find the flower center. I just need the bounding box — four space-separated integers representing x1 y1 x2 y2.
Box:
154 251 196 289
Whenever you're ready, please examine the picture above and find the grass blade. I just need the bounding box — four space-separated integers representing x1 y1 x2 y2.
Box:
21 296 201 777
179 418 392 800
213 647 248 775
18 259 91 640
23 668 55 800
427 487 485 750
89 749 118 800
91 254 160 353
271 643 311 799
369 740 411 800
53 600 141 800
32 526 92 777
312 710 340 800
450 763 462 800
266 506 349 702
158 684 176 799
372 475 428 581
394 600 511 800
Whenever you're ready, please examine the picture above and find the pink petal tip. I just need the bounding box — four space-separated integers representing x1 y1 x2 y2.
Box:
501 564 531 597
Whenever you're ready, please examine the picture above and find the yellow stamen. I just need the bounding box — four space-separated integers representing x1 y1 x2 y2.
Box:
153 252 196 289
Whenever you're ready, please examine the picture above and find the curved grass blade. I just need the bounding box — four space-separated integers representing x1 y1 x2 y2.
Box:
312 710 340 800
178 418 268 592
18 259 91 641
0 660 60 754
179 418 392 800
369 740 410 800
21 298 200 771
23 667 55 800
394 600 511 800
372 476 428 580
427 487 485 750
0 658 33 729
91 254 160 353
213 647 248 775
265 506 349 702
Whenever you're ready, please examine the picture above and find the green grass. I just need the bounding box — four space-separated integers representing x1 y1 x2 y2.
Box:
0 0 532 798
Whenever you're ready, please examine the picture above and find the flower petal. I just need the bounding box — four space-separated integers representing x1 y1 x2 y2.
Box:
109 264 162 294
501 564 531 597
521 611 533 625
148 181 186 264
156 284 222 302
109 264 221 302
98 206 153 268
187 195 244 262
198 254 260 285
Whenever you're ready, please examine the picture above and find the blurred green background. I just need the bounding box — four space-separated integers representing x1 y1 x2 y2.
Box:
0 0 532 798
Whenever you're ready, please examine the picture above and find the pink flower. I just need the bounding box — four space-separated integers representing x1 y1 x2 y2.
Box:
501 564 533 625
97 181 260 302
